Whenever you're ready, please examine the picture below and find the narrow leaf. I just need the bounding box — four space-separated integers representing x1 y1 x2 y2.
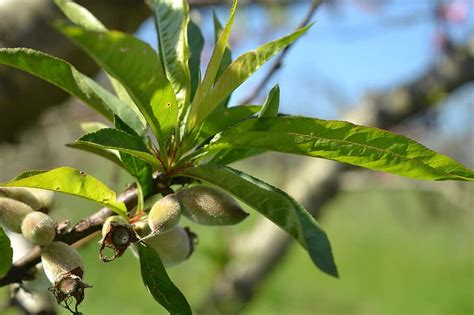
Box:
77 128 161 169
1 167 127 215
213 11 233 109
187 20 204 103
187 0 238 130
0 227 13 277
209 117 474 181
150 0 191 107
259 84 280 118
138 243 192 315
57 24 178 148
181 165 338 276
198 24 312 122
0 48 147 137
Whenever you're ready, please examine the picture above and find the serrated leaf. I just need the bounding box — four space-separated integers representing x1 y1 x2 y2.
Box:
0 227 13 278
181 165 338 276
56 24 177 150
0 48 147 137
208 117 474 181
115 117 154 197
1 167 127 215
197 24 312 123
187 20 204 103
150 0 191 108
187 0 238 130
54 0 147 137
213 11 233 109
138 243 192 315
77 128 161 169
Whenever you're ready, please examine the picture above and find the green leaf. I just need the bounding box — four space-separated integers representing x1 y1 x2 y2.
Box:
212 11 233 109
187 0 238 130
259 84 280 118
77 128 161 169
1 167 127 215
54 0 147 137
115 117 154 197
54 0 106 31
138 243 192 315
209 117 474 181
181 165 338 277
150 0 191 108
0 227 13 278
57 24 178 149
0 48 147 137
187 20 204 103
208 148 265 165
197 24 312 123
195 105 261 144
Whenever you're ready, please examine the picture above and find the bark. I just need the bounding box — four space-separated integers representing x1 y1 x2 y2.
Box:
197 38 474 314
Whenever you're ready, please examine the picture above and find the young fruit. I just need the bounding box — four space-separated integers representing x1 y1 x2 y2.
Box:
41 242 88 312
30 188 54 211
177 186 248 226
100 215 137 262
0 197 33 233
21 211 56 246
0 187 54 212
148 194 181 235
143 225 195 267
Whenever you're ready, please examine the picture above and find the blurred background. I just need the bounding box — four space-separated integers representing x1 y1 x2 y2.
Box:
0 0 473 314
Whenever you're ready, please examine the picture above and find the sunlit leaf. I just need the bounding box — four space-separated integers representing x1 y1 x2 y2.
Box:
212 11 233 109
208 117 474 181
138 243 192 315
181 165 338 276
259 84 280 118
187 20 204 103
1 167 127 215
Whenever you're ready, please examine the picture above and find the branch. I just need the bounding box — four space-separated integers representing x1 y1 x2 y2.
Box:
197 37 474 314
0 175 192 287
239 0 322 105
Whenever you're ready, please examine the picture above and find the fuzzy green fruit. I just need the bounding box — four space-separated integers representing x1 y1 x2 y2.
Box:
0 187 54 211
0 197 33 233
41 241 84 284
21 212 56 246
144 225 193 267
30 188 54 211
177 186 248 226
148 194 181 235
101 215 128 238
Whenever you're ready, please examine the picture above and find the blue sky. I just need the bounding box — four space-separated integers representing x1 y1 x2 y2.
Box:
136 1 473 146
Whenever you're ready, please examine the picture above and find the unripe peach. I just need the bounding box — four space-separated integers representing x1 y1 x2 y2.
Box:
177 186 248 226
21 212 56 246
41 242 84 284
148 194 181 235
0 187 42 211
30 188 54 211
0 197 33 233
100 215 137 262
101 215 128 238
144 225 194 267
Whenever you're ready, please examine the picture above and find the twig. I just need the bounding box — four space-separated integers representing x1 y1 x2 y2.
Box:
239 0 322 105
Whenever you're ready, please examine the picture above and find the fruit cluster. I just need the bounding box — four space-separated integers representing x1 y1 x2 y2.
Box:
1 184 248 313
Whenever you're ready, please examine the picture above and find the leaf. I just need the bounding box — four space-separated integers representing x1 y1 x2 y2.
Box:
195 105 261 144
187 0 238 130
197 24 312 124
208 148 265 165
181 165 338 277
54 0 106 31
150 0 191 108
54 0 148 137
208 117 474 181
187 20 204 103
77 128 161 169
1 167 127 215
57 24 178 149
138 243 192 315
115 117 154 197
0 227 13 278
259 84 280 118
66 143 124 167
212 11 233 109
